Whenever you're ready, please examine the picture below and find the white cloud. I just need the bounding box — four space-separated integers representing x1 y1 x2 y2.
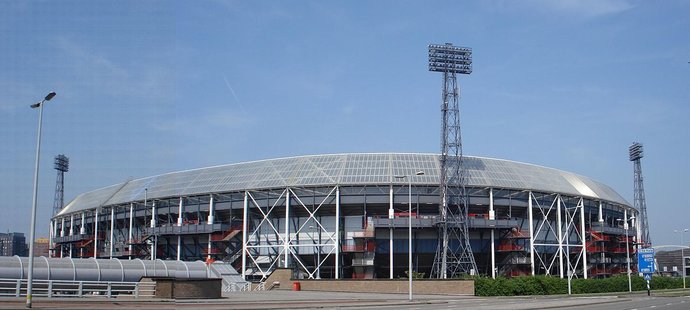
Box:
223 75 247 114
152 108 251 134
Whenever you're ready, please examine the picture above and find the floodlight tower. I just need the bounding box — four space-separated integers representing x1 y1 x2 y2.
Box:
428 43 478 278
629 142 651 247
53 154 69 215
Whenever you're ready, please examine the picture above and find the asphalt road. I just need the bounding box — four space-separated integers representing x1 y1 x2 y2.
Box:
1 291 689 309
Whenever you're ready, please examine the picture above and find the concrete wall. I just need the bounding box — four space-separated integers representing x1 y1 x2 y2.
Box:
266 268 474 295
145 277 221 299
150 277 174 299
174 279 222 299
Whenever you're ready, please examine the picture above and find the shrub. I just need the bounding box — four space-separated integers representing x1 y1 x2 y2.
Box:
475 275 683 296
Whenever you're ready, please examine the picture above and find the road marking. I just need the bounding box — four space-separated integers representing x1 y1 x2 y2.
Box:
650 306 656 308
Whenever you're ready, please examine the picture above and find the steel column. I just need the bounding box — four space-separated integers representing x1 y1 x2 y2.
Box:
207 195 214 262
335 186 340 279
528 191 535 275
49 220 54 258
109 207 115 258
178 198 184 226
284 189 290 268
177 198 183 261
389 185 394 279
54 220 59 257
241 191 248 279
150 201 156 227
94 208 99 259
150 202 156 260
489 188 495 279
625 209 632 291
207 235 212 262
128 203 133 260
176 235 182 261
207 195 215 224
580 198 588 279
80 212 85 235
557 196 564 278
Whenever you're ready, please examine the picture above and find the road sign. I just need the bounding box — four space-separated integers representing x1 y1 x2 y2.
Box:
644 273 652 281
638 248 656 273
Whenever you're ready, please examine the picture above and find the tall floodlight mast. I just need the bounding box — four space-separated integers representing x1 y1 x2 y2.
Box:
428 43 478 278
53 154 69 215
629 143 651 247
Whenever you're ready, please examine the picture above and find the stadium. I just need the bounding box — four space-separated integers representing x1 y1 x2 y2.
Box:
51 153 638 281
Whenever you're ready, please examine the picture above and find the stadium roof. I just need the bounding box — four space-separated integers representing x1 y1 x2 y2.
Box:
58 153 630 216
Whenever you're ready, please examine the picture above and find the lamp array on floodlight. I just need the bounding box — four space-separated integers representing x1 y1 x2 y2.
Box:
629 142 643 161
54 154 69 172
428 43 472 74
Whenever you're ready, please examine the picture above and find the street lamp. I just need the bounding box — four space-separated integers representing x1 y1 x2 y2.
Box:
618 214 635 293
26 91 57 308
394 170 425 302
674 228 688 289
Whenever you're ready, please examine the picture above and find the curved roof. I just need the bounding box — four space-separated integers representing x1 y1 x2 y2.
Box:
58 153 630 216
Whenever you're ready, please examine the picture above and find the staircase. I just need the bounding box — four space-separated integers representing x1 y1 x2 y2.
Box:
209 262 249 292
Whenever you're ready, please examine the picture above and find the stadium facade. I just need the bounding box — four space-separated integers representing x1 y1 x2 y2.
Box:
51 153 638 280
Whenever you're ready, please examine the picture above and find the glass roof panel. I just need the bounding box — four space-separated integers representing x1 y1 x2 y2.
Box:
58 153 630 216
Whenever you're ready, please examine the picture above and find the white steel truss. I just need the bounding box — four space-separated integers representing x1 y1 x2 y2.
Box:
563 197 588 280
243 189 288 280
241 186 339 281
529 192 587 279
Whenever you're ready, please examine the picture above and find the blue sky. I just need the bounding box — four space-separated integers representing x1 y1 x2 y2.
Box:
0 0 688 247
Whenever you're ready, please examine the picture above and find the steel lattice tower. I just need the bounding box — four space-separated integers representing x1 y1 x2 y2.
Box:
428 43 478 278
53 154 69 215
629 143 651 247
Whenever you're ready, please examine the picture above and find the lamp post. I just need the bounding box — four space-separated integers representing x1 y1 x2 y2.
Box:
395 170 425 302
618 214 635 293
26 92 57 308
623 212 635 293
674 228 688 289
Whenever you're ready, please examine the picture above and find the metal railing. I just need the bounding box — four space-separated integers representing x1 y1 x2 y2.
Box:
220 281 272 293
222 281 250 292
0 278 155 298
254 281 266 291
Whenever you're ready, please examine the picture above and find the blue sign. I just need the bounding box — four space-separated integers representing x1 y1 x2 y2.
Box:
644 273 652 281
638 248 656 274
